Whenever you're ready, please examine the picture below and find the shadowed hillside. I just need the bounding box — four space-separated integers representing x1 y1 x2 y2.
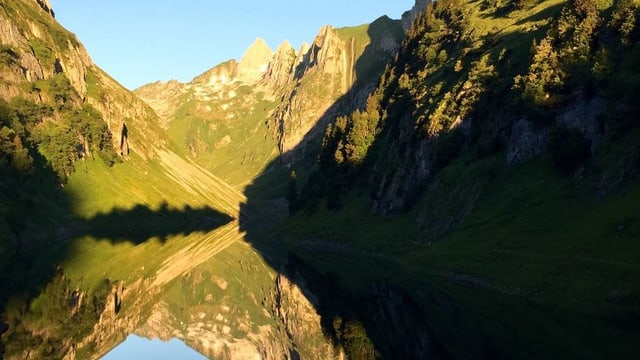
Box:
239 0 640 358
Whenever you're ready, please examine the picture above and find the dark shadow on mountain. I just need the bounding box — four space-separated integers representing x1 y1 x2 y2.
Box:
238 16 448 358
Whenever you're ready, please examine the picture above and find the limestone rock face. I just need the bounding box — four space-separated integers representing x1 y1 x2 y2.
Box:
267 25 352 156
373 134 433 215
237 37 273 83
295 25 349 80
262 40 297 92
0 16 44 100
506 118 549 164
58 40 92 100
557 96 605 150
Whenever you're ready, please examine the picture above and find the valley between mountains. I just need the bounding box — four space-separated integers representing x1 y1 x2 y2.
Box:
1 0 640 359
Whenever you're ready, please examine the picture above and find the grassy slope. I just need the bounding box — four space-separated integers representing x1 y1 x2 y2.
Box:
164 79 280 189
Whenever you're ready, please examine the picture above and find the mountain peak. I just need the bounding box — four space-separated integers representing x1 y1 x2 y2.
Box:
276 40 295 53
261 40 298 92
316 25 334 44
237 37 274 82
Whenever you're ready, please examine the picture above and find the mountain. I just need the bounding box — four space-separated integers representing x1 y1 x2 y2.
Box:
135 16 404 186
266 17 404 162
237 37 274 82
0 0 191 271
304 0 640 215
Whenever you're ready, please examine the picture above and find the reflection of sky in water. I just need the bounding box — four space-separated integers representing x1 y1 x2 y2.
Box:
101 334 207 360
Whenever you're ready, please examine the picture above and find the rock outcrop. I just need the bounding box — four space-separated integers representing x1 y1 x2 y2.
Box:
267 24 353 156
34 0 55 17
262 40 297 93
506 118 549 164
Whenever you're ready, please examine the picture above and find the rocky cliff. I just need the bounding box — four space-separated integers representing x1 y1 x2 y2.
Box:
0 0 164 159
262 40 297 93
265 18 404 162
34 0 54 17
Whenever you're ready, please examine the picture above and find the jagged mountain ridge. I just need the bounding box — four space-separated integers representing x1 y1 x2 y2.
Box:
267 17 404 160
135 16 404 185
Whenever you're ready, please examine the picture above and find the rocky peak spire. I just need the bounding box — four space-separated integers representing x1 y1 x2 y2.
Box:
237 37 273 83
262 40 297 91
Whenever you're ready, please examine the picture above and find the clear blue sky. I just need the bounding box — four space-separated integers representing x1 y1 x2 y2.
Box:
101 335 207 360
52 0 415 90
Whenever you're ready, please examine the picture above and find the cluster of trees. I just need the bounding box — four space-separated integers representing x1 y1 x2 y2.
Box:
0 95 116 183
295 0 474 210
513 0 639 172
516 0 639 109
1 74 118 266
289 0 640 213
36 103 117 180
515 0 600 110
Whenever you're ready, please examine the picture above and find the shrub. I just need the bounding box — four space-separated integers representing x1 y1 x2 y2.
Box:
0 45 20 65
432 128 466 171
